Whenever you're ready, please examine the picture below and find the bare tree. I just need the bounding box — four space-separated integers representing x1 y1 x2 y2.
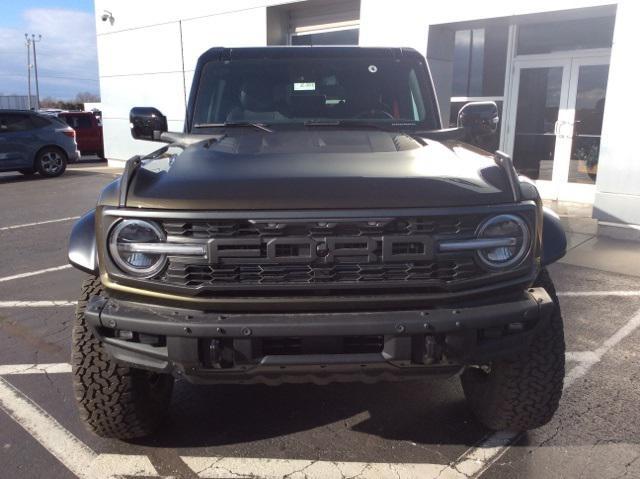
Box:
75 92 100 103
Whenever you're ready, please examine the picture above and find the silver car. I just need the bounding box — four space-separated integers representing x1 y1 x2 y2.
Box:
0 110 80 177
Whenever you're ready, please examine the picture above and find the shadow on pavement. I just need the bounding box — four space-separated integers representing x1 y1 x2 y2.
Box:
132 377 487 451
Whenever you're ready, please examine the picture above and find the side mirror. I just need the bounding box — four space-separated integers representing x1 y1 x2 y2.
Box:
130 107 167 141
457 101 499 137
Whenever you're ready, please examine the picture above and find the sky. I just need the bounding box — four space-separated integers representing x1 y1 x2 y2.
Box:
0 0 99 101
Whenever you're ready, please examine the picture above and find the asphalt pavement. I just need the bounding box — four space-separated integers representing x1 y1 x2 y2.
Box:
0 162 639 479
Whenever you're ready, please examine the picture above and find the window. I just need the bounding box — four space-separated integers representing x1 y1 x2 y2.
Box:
267 0 360 46
452 25 508 98
31 115 51 128
0 113 34 132
453 29 484 97
291 27 359 46
62 115 92 129
517 17 614 55
192 56 438 129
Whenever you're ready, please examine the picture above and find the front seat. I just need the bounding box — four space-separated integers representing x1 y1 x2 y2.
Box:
226 79 286 122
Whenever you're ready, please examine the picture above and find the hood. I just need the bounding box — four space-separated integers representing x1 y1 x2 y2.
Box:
125 130 514 210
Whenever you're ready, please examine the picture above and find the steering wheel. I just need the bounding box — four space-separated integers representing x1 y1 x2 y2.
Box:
353 109 395 119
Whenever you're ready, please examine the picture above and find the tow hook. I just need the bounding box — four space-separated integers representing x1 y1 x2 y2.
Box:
423 335 443 364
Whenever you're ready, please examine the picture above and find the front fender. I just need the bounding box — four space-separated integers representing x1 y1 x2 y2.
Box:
541 207 567 266
68 210 98 275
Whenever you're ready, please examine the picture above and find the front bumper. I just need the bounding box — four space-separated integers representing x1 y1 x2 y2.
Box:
84 287 553 385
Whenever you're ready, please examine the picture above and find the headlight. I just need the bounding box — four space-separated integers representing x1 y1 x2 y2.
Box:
108 219 167 277
476 214 530 269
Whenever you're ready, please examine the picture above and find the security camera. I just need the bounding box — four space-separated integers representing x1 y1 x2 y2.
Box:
101 10 114 23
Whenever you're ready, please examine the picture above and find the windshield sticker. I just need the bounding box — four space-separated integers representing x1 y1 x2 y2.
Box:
368 65 378 73
294 82 316 91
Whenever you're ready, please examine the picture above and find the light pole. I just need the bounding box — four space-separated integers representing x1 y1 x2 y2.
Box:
31 34 42 110
24 34 32 109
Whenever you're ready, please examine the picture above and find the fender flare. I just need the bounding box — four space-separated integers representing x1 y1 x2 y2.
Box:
541 206 567 266
68 210 98 275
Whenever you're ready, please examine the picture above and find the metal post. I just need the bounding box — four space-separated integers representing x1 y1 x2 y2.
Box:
31 34 42 111
25 34 32 110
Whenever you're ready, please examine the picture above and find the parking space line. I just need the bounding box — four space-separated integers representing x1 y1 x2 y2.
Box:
0 376 161 478
182 456 460 479
564 306 640 390
558 291 640 297
0 265 72 283
0 363 72 376
469 305 640 477
0 216 80 232
0 300 76 308
1 290 639 478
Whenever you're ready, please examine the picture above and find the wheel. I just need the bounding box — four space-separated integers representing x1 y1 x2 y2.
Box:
461 268 565 431
18 168 35 175
71 276 173 439
35 147 67 177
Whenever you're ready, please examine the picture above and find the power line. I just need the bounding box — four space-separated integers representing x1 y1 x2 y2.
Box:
0 73 99 82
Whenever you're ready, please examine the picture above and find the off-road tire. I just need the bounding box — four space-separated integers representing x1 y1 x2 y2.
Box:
71 276 173 439
461 268 565 431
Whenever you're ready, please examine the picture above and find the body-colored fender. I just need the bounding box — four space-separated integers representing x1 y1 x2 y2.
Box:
68 210 98 275
541 207 567 266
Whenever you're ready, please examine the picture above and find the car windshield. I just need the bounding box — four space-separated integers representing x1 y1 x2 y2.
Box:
191 57 438 130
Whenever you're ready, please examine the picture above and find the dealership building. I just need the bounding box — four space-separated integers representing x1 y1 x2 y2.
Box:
94 0 639 238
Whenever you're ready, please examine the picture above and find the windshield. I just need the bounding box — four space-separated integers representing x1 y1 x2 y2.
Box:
191 57 438 130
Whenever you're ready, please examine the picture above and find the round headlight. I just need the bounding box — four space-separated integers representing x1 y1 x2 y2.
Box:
108 219 166 277
476 214 530 269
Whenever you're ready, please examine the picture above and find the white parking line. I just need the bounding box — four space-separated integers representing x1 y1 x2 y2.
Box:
0 300 76 308
558 291 640 297
0 376 161 478
0 363 72 376
564 306 640 390
0 216 80 232
0 265 72 283
463 304 640 477
183 456 458 479
1 290 639 478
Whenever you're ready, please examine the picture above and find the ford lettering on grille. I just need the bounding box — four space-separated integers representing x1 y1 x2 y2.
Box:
206 235 433 265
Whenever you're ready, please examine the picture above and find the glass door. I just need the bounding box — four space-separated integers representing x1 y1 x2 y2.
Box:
505 53 610 202
565 58 610 187
505 58 572 199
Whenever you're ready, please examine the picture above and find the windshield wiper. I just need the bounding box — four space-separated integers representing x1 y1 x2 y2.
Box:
193 122 273 133
303 120 425 144
303 120 417 132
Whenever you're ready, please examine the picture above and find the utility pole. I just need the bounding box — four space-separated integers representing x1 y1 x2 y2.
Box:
31 34 42 110
24 34 32 110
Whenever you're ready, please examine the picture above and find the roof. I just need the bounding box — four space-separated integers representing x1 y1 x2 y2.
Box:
196 46 423 65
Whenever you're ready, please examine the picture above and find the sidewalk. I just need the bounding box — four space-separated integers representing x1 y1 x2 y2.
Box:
545 200 640 278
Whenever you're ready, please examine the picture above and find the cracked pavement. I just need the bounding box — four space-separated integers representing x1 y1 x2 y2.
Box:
1 165 639 478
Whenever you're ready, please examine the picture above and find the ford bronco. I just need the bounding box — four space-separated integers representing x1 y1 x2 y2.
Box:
68 47 567 439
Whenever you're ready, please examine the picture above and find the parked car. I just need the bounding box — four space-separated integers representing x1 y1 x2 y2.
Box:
0 110 79 177
58 111 104 159
69 46 567 439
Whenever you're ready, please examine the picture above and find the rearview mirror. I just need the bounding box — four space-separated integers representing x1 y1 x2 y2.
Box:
457 101 499 138
130 107 167 141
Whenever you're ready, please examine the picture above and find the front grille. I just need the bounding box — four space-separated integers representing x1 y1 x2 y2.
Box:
164 260 478 286
155 216 487 293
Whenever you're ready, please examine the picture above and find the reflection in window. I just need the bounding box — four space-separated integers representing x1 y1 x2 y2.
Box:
569 64 609 184
517 17 615 55
291 28 359 46
452 25 508 98
453 29 483 97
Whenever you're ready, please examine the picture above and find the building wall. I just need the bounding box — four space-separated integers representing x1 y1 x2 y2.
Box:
592 0 640 232
94 0 640 233
94 0 280 162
